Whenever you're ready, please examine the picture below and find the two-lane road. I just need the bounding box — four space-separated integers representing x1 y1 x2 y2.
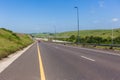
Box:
0 42 120 80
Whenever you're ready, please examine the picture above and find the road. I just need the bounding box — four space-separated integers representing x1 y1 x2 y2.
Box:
0 42 120 80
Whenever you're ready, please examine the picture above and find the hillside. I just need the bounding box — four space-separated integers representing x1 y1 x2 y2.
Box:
0 28 33 59
57 29 120 39
31 33 51 38
32 29 120 39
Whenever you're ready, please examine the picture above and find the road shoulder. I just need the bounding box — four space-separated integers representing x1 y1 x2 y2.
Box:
0 42 35 73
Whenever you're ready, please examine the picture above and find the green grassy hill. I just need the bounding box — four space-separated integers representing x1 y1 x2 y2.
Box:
32 29 120 39
57 29 120 39
31 33 50 38
0 28 33 59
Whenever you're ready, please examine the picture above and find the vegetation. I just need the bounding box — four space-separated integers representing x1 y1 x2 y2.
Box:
31 29 120 45
56 35 120 44
32 29 120 39
57 29 120 38
55 29 120 44
0 28 33 59
31 32 54 38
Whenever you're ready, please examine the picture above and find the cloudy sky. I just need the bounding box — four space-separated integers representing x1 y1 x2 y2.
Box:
0 0 120 33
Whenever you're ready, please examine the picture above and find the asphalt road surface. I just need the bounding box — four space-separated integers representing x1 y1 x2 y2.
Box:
0 42 120 80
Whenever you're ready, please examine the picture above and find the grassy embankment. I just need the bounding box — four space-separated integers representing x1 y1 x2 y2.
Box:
0 28 33 59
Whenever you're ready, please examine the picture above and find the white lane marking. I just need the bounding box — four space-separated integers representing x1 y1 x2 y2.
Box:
81 56 95 62
45 43 96 62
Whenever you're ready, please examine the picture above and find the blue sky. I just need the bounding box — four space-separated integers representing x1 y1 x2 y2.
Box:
0 0 120 33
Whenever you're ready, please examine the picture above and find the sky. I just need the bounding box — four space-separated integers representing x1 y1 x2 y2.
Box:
0 0 120 33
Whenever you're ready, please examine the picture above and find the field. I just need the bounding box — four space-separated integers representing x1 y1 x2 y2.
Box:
0 28 33 59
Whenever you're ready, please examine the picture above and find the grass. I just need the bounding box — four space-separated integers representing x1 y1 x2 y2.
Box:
56 29 120 39
31 33 51 38
0 28 33 59
32 29 120 39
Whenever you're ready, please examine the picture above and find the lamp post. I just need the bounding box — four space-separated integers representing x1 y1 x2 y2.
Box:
74 6 80 45
110 27 114 49
111 18 118 48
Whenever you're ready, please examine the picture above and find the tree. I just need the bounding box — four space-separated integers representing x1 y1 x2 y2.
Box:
68 35 76 42
114 36 120 44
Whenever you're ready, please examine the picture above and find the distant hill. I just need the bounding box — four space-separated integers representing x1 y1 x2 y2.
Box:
31 32 54 38
33 29 120 39
0 28 33 59
56 29 120 39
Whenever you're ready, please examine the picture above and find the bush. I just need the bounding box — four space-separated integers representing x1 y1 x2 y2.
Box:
114 36 120 44
68 35 76 42
56 35 120 45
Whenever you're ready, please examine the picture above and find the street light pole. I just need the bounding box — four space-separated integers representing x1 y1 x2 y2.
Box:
74 6 80 45
111 18 119 48
110 27 114 49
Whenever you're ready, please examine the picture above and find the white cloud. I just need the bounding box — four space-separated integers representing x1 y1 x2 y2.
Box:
99 1 104 8
112 18 119 22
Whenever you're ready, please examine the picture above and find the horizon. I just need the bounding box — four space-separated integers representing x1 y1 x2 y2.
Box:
0 0 120 33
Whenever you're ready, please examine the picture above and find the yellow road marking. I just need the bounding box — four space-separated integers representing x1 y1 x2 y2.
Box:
37 43 46 80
